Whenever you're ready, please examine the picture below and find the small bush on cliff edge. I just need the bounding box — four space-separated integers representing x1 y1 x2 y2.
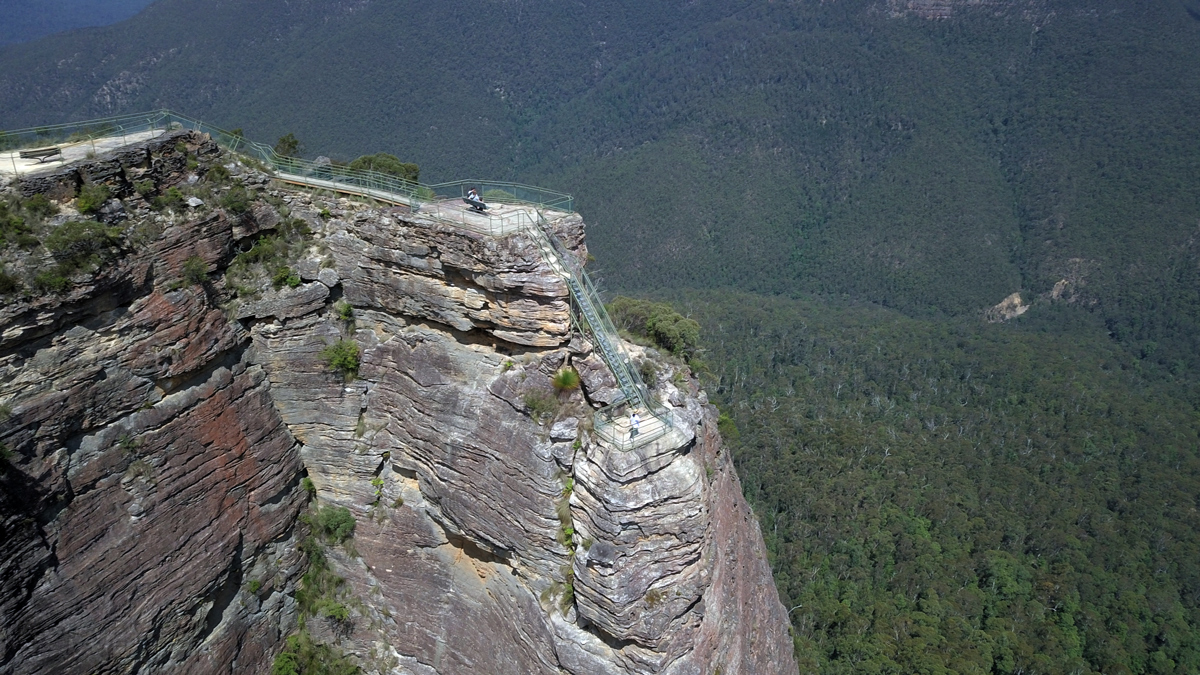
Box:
75 183 110 215
320 339 360 381
271 632 360 675
551 367 581 392
309 505 356 544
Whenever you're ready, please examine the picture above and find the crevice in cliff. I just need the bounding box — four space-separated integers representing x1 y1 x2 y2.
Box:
0 287 147 364
259 462 304 508
199 534 245 644
580 620 636 651
444 533 511 566
154 340 248 397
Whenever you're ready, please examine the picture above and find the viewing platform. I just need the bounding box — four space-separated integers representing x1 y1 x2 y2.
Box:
0 110 686 453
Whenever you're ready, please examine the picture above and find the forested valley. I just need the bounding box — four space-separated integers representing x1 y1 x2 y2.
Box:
658 292 1200 674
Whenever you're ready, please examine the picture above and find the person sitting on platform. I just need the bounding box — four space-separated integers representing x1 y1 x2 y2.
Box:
465 188 487 213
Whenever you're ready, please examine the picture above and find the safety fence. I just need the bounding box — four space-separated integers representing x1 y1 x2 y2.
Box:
0 110 675 450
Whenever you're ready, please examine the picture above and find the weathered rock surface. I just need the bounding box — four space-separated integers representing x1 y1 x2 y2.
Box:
0 133 305 675
1 134 795 675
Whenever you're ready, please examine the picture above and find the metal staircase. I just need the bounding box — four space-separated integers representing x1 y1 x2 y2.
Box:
525 214 673 448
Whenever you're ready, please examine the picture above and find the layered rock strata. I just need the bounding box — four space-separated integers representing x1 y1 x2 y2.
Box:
0 133 796 674
0 132 306 674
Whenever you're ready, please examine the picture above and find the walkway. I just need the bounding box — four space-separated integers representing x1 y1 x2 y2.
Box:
0 111 683 451
0 129 165 178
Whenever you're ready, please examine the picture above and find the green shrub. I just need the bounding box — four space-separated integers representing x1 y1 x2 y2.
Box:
236 235 283 266
32 268 70 293
523 391 559 421
608 296 701 358
483 188 513 203
219 186 252 214
301 477 316 496
152 187 185 211
315 506 356 543
207 164 231 183
133 180 155 197
334 301 354 323
320 339 360 380
271 632 360 675
0 200 33 247
272 265 301 289
274 133 301 158
639 360 657 385
75 183 111 214
44 220 122 269
24 194 58 218
247 579 263 595
551 367 581 392
0 270 20 295
182 255 207 285
347 153 418 182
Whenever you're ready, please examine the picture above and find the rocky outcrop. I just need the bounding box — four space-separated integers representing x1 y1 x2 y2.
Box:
0 133 796 674
0 132 305 675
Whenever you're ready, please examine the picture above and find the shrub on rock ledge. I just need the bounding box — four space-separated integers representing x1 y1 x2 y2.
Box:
320 339 360 380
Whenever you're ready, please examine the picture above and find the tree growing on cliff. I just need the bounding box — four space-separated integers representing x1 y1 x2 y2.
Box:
274 133 301 158
320 339 360 381
347 153 418 183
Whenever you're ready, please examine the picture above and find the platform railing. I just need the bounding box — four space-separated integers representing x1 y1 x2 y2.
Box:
1 111 671 449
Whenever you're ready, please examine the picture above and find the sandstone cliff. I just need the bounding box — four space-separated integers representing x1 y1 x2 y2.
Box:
0 132 796 674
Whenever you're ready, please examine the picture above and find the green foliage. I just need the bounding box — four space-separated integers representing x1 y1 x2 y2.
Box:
313 506 356 544
75 183 110 214
117 434 139 455
347 153 418 183
0 198 38 248
334 301 354 323
23 194 58 218
270 632 360 675
274 133 301 158
133 179 155 197
182 255 207 285
679 290 1200 675
638 360 657 387
219 185 252 214
226 217 311 296
207 163 231 183
551 367 580 392
32 268 70 293
44 220 122 273
320 340 360 380
0 269 20 295
609 297 700 358
247 579 262 595
301 477 316 496
272 265 300 289
152 187 185 211
523 391 558 421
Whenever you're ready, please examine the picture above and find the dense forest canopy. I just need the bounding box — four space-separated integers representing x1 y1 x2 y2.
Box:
670 291 1200 674
3 0 1200 672
0 0 155 46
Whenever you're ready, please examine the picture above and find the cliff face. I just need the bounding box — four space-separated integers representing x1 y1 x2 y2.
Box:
0 132 796 674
